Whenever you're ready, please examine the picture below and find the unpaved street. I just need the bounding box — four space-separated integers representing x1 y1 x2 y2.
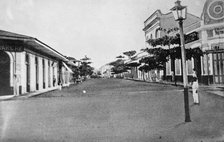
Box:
0 79 224 142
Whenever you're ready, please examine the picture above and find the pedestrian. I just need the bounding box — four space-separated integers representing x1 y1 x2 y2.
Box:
58 77 62 90
192 68 199 105
53 76 56 87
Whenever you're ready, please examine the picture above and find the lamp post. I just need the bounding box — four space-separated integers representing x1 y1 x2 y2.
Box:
171 0 191 122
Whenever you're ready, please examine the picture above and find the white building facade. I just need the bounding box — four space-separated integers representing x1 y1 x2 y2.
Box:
0 30 72 97
141 0 224 85
199 0 224 84
99 64 113 78
143 10 201 82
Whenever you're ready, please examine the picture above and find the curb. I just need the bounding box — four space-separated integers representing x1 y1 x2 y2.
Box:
125 78 224 97
0 87 60 101
125 78 184 87
124 77 224 90
0 95 16 101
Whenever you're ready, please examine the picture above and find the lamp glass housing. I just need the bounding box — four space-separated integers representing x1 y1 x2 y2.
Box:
171 0 187 21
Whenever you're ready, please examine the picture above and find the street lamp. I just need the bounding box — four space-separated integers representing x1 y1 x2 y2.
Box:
171 0 191 122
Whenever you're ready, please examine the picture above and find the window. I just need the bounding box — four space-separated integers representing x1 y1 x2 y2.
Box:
166 60 171 75
187 59 193 75
207 30 213 37
155 29 159 39
215 27 224 35
146 36 149 41
202 54 208 75
175 59 181 75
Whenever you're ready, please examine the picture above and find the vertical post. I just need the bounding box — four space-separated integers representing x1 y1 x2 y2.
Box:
14 51 17 96
14 51 19 96
59 61 62 86
179 20 191 122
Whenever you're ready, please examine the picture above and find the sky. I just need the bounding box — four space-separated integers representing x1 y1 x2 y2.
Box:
0 0 206 69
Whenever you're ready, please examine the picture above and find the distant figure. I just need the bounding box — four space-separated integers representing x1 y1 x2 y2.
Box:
58 78 61 85
192 68 199 105
58 77 62 90
53 76 56 87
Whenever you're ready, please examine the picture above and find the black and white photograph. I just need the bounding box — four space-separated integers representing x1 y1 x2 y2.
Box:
0 0 224 141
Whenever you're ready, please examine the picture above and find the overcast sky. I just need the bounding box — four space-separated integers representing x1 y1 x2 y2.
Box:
0 0 206 69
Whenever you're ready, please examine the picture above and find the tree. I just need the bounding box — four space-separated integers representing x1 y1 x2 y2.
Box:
139 47 169 71
109 59 130 75
79 62 94 76
66 56 81 82
123 50 140 68
79 56 94 78
142 32 203 74
96 71 101 76
123 50 136 58
110 51 137 75
70 65 80 81
141 47 202 69
116 55 125 59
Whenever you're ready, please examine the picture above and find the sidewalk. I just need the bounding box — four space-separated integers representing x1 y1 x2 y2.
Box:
0 86 60 101
125 77 224 97
161 80 224 97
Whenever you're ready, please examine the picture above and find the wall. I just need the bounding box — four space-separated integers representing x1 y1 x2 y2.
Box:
15 51 60 95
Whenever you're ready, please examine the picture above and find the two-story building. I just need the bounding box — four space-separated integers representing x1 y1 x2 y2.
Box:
199 0 224 84
141 0 224 85
142 10 201 83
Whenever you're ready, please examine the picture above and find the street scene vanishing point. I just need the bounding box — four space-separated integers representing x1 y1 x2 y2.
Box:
0 0 224 142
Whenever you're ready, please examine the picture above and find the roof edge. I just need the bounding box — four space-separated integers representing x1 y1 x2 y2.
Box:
34 39 68 62
144 9 162 24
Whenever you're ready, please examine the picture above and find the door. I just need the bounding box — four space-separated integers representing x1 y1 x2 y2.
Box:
26 54 30 92
213 52 224 84
35 57 39 90
194 56 202 82
0 51 11 96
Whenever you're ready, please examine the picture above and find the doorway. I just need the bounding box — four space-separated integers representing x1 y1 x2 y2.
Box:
0 51 11 95
26 54 30 92
213 52 224 84
194 56 202 82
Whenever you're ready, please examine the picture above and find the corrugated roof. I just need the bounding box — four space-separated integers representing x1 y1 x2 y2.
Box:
143 10 201 34
0 30 33 39
160 12 201 34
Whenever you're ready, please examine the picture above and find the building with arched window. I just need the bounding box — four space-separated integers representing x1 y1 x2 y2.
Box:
141 0 224 85
199 0 224 84
143 10 200 82
0 30 74 97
